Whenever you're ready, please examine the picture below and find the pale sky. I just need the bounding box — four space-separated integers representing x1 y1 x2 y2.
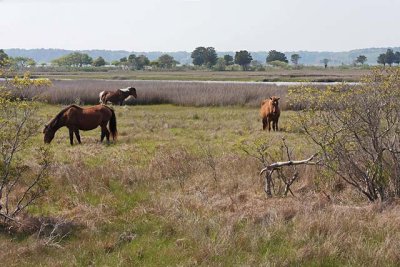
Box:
1 0 399 52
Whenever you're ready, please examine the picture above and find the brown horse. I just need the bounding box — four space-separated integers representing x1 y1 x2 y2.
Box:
99 87 137 105
43 104 117 145
260 96 281 131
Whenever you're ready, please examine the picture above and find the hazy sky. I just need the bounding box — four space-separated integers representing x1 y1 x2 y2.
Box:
1 0 400 52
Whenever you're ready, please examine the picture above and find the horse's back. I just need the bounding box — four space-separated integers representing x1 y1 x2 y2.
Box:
65 105 112 130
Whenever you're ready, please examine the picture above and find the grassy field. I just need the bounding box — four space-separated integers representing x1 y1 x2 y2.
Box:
1 103 400 266
30 68 371 82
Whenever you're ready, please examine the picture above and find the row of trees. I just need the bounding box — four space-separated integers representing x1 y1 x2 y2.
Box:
50 52 179 69
377 49 400 66
112 54 179 69
190 47 303 70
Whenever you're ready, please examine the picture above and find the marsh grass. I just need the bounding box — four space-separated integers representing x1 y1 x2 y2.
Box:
1 104 399 266
28 79 291 108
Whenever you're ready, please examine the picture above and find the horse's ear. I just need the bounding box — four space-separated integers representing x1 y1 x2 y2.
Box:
270 97 273 100
276 97 280 101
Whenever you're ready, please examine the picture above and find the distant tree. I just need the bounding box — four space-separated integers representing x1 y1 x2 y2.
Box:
11 56 36 69
290 54 301 66
385 49 396 66
266 50 288 64
377 53 386 66
223 54 234 66
191 46 218 68
135 55 150 70
0 49 9 66
149 60 159 68
51 52 92 67
68 53 93 67
26 58 36 67
205 47 218 67
111 60 120 66
355 55 367 65
158 54 179 69
321 58 330 68
395 51 400 65
120 57 127 63
235 50 252 70
269 60 289 68
250 60 263 68
214 58 226 71
191 47 207 66
92 56 106 67
127 54 137 69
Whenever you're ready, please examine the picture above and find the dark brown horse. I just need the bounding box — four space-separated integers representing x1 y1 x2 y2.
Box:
99 87 137 105
260 96 281 131
43 104 117 145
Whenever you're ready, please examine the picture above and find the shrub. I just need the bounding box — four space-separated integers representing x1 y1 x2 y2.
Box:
268 60 291 69
0 67 52 223
289 68 400 201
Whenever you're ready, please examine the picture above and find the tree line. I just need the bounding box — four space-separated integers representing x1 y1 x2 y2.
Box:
2 48 400 70
0 49 37 69
50 52 179 70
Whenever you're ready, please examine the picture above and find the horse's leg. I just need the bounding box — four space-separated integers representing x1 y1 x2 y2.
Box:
100 126 106 142
74 130 81 144
275 118 279 131
100 124 110 143
119 101 123 106
68 128 74 145
262 117 268 130
105 127 110 143
268 117 272 132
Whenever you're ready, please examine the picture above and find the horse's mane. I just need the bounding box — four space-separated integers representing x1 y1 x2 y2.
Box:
119 87 131 92
48 105 82 128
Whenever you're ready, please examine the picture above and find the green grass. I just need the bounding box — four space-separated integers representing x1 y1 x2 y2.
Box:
30 68 371 82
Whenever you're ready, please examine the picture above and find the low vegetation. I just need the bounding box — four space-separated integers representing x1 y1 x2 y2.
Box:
29 68 370 82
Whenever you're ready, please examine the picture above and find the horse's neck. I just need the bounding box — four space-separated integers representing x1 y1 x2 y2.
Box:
51 111 68 131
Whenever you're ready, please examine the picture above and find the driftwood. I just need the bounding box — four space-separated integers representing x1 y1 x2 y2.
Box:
260 153 319 197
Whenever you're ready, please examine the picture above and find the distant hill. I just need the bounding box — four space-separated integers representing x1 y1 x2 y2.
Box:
4 47 400 66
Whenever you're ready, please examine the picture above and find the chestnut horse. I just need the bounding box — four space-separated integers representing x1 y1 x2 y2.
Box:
43 104 117 145
99 86 137 105
260 96 280 131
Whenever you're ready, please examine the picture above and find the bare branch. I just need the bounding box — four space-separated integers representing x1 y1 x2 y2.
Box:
260 153 319 175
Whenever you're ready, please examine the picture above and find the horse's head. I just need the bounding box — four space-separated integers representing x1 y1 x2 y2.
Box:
43 124 55 144
270 96 280 112
128 87 137 98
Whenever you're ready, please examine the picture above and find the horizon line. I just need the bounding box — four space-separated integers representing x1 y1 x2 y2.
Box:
3 46 400 54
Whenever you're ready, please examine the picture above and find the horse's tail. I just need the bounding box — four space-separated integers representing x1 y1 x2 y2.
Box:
108 108 118 141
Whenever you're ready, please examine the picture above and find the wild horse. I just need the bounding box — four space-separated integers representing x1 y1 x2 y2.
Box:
43 104 118 145
99 87 137 105
260 96 281 131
